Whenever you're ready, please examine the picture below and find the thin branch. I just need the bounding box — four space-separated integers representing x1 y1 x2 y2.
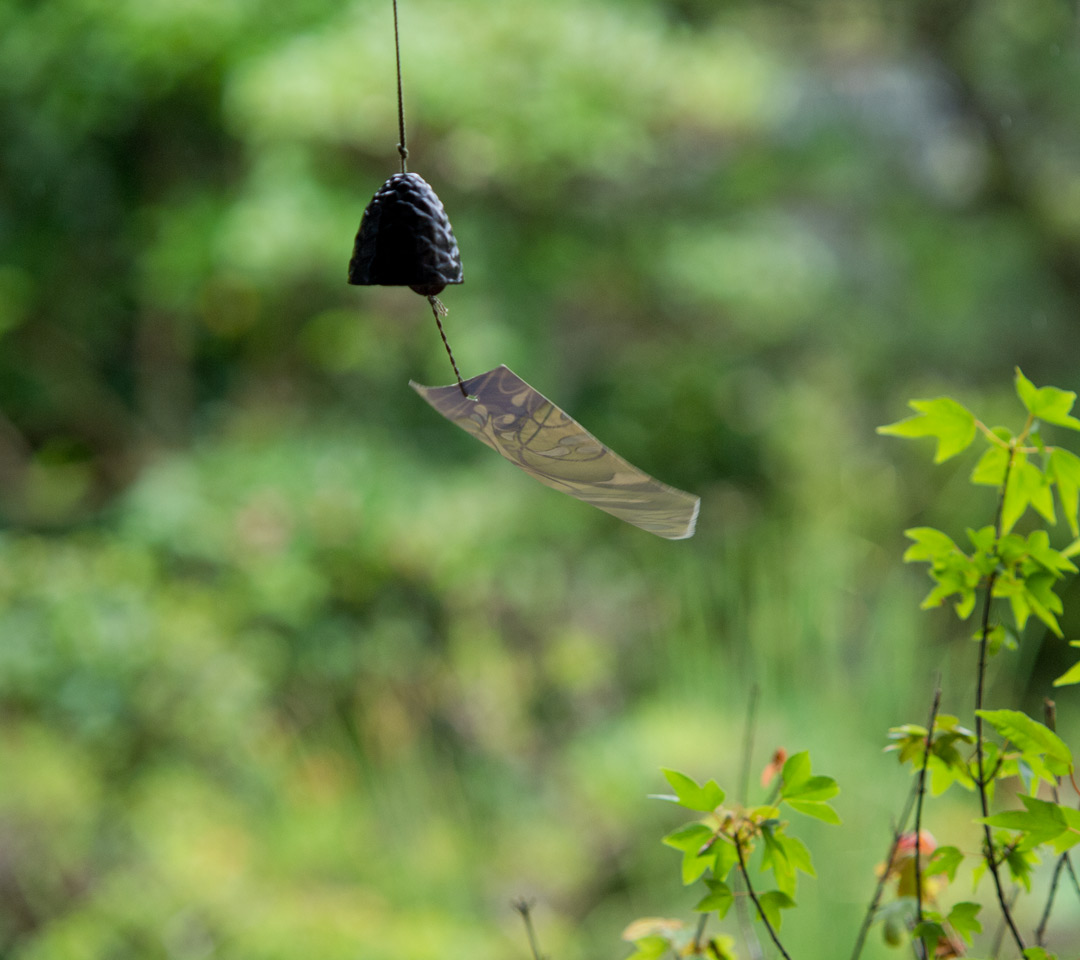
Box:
736 896 764 960
1065 855 1080 902
1036 854 1067 946
906 922 923 960
848 778 919 960
974 419 1008 447
735 833 793 960
973 448 1026 955
738 684 760 807
977 751 1006 787
989 885 1019 960
913 686 942 960
691 914 709 955
733 683 764 960
974 417 1049 456
1037 697 1065 946
512 899 546 960
1036 697 1080 945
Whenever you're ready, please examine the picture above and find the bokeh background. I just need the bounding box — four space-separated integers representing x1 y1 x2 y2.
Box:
3 0 1080 957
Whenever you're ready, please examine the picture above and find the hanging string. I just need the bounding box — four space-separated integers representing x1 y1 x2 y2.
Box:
428 296 470 398
391 1 466 396
392 0 408 172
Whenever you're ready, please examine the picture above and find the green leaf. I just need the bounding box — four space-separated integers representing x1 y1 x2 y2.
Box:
781 775 838 802
1023 948 1056 960
662 823 714 853
679 849 713 886
1016 368 1042 415
954 589 976 619
903 529 986 616
1050 448 1080 538
661 769 725 812
982 623 1017 657
779 751 811 790
705 835 737 885
1053 657 1080 687
1025 529 1078 577
971 444 1009 486
902 527 961 563
927 845 963 882
623 935 669 960
976 709 1072 776
756 890 795 930
694 879 734 919
981 795 1080 854
778 753 839 821
662 823 717 885
779 834 815 878
994 571 1032 632
706 935 737 960
1030 467 1057 525
785 800 841 824
929 755 975 795
876 898 914 947
758 826 814 901
1016 368 1080 431
946 901 982 945
878 397 977 463
998 533 1029 564
1001 457 1047 534
911 920 944 955
1024 572 1065 638
760 825 796 898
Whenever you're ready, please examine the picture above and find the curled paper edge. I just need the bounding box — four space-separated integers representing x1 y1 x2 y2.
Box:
410 364 700 540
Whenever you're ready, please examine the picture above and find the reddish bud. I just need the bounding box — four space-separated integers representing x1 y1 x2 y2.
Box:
760 748 788 788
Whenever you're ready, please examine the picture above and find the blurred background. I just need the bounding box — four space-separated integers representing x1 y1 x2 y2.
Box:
2 0 1080 957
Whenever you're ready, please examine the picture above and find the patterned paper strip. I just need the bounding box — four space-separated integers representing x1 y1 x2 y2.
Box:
411 365 700 540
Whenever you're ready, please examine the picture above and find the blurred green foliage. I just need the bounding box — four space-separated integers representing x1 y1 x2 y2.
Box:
2 0 1080 956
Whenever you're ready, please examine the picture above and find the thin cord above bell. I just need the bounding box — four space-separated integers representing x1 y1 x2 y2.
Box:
347 0 467 396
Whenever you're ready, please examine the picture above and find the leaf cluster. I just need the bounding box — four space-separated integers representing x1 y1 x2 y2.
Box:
873 371 1080 960
880 370 1080 640
885 714 976 795
624 755 839 959
628 372 1080 960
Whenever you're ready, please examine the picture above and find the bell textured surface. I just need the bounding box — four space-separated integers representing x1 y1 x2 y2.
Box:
347 172 464 297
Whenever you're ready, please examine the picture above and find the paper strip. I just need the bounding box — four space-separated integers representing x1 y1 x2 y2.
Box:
411 365 700 539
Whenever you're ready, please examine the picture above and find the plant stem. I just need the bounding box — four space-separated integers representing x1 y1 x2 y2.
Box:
1036 854 1067 946
735 833 793 960
512 899 545 960
973 449 1026 955
848 779 919 960
691 913 708 954
1035 698 1080 945
731 683 765 960
913 686 942 960
738 683 760 808
906 928 922 960
989 886 1019 960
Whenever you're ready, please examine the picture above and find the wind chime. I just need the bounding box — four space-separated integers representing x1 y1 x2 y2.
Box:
348 0 700 540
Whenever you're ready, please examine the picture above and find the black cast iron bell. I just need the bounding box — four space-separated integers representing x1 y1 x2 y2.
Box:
347 172 463 297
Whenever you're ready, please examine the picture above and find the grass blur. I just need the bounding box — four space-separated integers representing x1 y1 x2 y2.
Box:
2 0 1080 956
